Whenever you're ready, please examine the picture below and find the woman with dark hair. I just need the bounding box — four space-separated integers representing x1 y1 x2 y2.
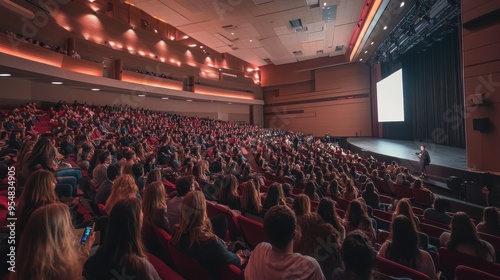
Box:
361 182 379 210
144 155 158 174
20 137 82 196
477 207 500 236
379 215 437 280
392 198 420 230
294 171 306 190
84 198 161 279
240 180 263 216
344 200 375 240
304 181 320 202
145 168 162 185
292 194 311 217
333 231 375 280
219 174 240 210
342 180 358 201
440 212 495 262
327 179 341 199
172 191 245 278
317 197 345 241
262 184 285 212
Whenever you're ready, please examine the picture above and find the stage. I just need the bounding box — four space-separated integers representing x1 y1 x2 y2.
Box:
347 137 466 171
346 137 490 220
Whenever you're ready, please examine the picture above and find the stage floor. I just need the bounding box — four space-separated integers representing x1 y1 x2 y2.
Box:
347 138 466 170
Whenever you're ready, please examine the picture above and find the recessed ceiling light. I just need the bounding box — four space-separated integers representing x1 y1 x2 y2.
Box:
364 50 368 53
188 44 197 47
219 68 222 71
162 97 169 100
383 26 387 30
91 88 100 91
371 42 374 45
249 39 253 42
51 81 63 85
400 1 405 7
170 36 175 41
186 99 193 102
323 2 327 6
183 35 189 39
231 32 234 35
360 58 363 61
138 94 146 97
0 74 11 77
200 46 203 49
154 29 158 33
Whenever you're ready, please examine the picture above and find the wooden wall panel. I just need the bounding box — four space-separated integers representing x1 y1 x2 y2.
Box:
462 0 500 173
263 62 371 137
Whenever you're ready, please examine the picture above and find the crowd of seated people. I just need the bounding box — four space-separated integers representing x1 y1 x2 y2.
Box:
0 100 499 279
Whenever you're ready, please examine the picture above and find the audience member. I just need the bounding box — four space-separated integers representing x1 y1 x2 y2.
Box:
317 197 346 241
84 198 160 279
172 191 245 278
15 203 94 280
105 174 139 214
245 205 325 280
332 231 375 280
440 212 496 262
378 215 437 280
477 207 500 236
95 163 120 206
423 198 451 225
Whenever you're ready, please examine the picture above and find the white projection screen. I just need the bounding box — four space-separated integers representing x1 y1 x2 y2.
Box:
376 69 405 122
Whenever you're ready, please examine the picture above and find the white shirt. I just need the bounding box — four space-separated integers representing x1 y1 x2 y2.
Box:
245 243 325 280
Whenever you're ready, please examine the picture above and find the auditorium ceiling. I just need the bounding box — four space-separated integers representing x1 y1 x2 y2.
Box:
126 0 414 66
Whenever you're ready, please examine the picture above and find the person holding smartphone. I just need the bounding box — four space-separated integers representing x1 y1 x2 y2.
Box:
14 203 95 280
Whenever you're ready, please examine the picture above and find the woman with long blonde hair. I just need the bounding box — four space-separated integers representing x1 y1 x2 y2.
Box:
240 180 262 216
16 140 35 172
105 174 139 214
142 181 170 241
172 191 245 278
292 194 311 216
17 169 59 243
392 198 420 230
15 203 94 280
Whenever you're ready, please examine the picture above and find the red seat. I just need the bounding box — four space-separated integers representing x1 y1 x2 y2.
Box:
336 208 345 219
420 223 447 241
168 241 243 280
376 255 431 280
373 209 393 221
237 215 269 249
394 184 413 199
378 230 390 244
380 180 396 196
379 194 393 205
412 206 424 216
439 247 500 279
411 188 433 207
334 197 351 211
421 218 449 230
146 253 184 280
206 202 240 238
455 265 500 280
153 227 174 266
98 204 107 216
479 232 500 259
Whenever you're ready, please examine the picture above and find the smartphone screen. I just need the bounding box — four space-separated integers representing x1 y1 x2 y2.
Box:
80 222 95 245
243 249 251 258
80 226 92 245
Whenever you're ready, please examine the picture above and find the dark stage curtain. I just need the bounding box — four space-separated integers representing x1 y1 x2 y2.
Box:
382 28 465 148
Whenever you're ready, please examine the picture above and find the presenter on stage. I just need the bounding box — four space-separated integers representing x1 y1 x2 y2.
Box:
417 145 430 178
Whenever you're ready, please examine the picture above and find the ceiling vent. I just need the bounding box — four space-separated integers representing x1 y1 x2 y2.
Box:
289 19 303 30
335 45 344 51
316 50 324 55
305 0 319 9
322 5 337 22
263 58 273 65
222 24 238 30
293 50 303 56
295 26 308 32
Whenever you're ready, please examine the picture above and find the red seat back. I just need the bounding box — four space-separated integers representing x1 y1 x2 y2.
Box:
206 202 240 236
421 218 449 230
168 241 211 280
373 209 393 221
439 247 500 279
146 253 184 280
479 232 500 257
455 265 500 280
153 227 174 265
411 188 433 207
334 197 351 211
394 184 413 199
379 194 394 205
420 222 447 240
378 230 390 244
375 255 431 280
237 215 269 249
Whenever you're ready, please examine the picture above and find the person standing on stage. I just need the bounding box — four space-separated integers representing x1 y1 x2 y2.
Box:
417 145 430 178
